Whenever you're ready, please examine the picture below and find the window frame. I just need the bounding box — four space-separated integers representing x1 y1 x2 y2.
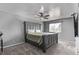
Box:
49 23 61 33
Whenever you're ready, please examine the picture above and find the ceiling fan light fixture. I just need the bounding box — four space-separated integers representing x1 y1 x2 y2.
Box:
39 6 44 13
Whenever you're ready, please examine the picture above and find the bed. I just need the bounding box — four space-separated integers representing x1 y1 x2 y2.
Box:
25 32 58 52
24 22 58 52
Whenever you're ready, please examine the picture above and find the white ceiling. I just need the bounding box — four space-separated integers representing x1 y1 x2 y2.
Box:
0 3 78 22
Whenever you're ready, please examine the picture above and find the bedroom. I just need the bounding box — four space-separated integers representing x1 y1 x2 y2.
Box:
0 3 78 55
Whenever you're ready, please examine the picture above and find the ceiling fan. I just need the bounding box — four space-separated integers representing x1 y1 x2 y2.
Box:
35 6 60 20
35 6 50 20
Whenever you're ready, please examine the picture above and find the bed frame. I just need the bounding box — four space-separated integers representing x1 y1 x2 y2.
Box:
23 21 58 52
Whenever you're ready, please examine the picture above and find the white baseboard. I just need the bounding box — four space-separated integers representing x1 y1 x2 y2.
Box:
0 42 24 48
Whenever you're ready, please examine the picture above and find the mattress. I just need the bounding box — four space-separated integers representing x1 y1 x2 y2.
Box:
27 32 56 36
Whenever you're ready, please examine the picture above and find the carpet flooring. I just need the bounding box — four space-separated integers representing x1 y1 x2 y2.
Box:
0 39 75 55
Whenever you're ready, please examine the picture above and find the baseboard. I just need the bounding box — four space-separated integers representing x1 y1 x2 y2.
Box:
0 42 24 48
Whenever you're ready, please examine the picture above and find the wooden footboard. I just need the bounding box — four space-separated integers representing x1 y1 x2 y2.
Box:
25 33 58 52
41 34 58 52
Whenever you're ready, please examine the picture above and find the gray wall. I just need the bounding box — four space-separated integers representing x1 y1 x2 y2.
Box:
0 11 24 47
43 17 75 41
60 18 74 41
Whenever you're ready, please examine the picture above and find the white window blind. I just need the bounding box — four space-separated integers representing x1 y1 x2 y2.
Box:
49 23 61 33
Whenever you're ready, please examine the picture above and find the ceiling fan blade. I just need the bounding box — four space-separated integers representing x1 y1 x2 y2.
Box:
44 15 49 17
44 17 49 19
43 14 49 19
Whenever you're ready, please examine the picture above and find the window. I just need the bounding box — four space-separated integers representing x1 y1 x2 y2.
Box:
49 23 61 33
36 24 41 32
28 24 35 32
27 23 42 33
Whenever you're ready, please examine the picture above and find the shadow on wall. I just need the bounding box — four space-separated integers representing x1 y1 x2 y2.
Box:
0 11 24 47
